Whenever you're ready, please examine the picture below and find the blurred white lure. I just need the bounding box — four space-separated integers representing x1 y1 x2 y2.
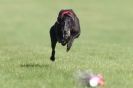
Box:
75 70 104 87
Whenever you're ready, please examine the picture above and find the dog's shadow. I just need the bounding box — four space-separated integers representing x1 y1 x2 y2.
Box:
20 63 50 68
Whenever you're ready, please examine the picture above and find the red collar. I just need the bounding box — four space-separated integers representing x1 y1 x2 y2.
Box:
61 10 73 17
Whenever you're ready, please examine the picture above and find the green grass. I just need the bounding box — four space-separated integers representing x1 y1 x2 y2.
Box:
0 0 133 88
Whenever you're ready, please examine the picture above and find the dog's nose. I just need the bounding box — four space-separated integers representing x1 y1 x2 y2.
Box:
61 40 65 44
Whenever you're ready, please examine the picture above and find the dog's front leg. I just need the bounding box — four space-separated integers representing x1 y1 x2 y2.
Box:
50 26 57 61
67 36 74 52
66 33 80 52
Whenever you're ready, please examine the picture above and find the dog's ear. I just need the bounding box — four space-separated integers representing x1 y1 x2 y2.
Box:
69 9 76 21
57 9 64 23
68 13 75 21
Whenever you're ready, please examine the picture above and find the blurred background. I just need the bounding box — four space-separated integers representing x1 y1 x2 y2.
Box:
0 0 133 45
0 0 133 88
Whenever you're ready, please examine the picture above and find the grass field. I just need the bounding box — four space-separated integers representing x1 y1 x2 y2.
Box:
0 0 133 88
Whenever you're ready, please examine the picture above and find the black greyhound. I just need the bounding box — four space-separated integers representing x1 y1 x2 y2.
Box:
50 9 80 61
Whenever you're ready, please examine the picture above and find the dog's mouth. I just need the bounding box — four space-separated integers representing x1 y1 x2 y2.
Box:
61 42 67 46
61 40 67 46
61 37 71 46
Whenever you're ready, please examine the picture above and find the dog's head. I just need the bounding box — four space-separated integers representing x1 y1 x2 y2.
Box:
57 9 75 45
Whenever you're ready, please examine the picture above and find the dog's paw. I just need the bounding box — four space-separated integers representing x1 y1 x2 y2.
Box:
50 56 55 61
66 44 71 52
66 47 70 52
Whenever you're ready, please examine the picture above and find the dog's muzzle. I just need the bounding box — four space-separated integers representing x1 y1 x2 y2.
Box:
61 40 67 46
